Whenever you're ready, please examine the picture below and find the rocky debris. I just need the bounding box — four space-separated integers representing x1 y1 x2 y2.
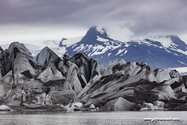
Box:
0 42 187 111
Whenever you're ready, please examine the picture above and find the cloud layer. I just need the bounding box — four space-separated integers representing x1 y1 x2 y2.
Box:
1 0 187 43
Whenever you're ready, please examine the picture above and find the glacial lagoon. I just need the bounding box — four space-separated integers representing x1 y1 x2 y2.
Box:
0 111 186 125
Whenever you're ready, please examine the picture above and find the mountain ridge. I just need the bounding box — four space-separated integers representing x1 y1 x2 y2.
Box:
61 27 187 69
1 26 187 70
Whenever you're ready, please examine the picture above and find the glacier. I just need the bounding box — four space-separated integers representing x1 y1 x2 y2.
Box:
0 41 187 112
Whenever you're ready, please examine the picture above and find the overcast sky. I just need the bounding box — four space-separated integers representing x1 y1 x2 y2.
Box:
0 0 187 45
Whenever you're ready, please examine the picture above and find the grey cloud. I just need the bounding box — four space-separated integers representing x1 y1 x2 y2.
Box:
1 0 187 37
115 0 187 36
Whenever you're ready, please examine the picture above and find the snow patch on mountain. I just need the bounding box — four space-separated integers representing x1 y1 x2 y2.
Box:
97 36 108 42
116 48 126 55
175 49 187 55
108 53 111 56
177 60 187 65
73 44 85 52
148 36 176 48
95 26 106 34
91 45 108 56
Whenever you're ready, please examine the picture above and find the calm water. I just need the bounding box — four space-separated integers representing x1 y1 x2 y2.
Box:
0 111 186 125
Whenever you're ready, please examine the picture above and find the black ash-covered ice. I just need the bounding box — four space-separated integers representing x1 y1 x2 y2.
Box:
0 42 187 112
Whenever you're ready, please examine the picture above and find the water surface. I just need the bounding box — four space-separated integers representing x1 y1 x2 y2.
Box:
0 111 186 125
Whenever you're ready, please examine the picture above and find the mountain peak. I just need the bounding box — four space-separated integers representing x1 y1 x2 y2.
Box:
79 26 112 44
85 26 108 38
88 26 107 35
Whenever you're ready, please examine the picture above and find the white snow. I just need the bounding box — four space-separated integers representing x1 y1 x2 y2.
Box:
71 44 77 48
116 48 126 55
175 49 187 55
96 26 105 34
91 45 108 56
108 53 111 56
97 36 107 42
0 40 67 56
119 50 128 56
124 50 128 54
133 36 187 57
147 36 177 48
172 67 187 74
84 45 93 52
110 45 121 50
73 44 85 52
177 60 187 65
0 105 11 111
89 41 122 56
141 40 153 46
148 36 187 56
164 48 171 53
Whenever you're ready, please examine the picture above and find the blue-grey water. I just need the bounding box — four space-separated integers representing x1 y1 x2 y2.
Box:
0 111 186 125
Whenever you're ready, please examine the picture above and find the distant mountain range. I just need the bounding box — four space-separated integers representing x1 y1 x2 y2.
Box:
60 26 187 69
1 26 187 69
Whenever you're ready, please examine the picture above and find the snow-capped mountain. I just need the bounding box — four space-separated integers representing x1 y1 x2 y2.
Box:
1 26 187 70
61 26 187 69
62 26 123 57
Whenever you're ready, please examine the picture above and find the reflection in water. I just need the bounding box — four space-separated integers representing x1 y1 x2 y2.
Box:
0 111 186 125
